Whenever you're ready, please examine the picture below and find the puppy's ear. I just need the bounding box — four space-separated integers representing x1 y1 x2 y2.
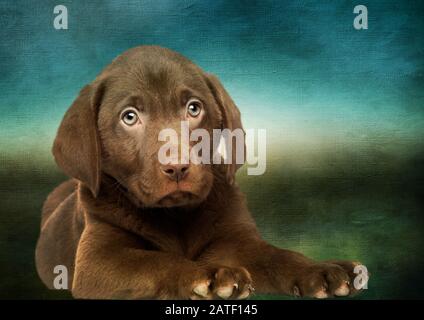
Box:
204 73 245 185
52 82 106 197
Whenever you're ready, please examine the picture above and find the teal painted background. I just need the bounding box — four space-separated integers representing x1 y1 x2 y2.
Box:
0 0 423 299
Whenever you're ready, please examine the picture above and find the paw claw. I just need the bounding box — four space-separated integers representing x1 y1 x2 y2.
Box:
193 280 211 298
238 290 251 300
334 283 350 296
314 288 328 299
248 284 255 292
293 285 301 297
216 286 234 299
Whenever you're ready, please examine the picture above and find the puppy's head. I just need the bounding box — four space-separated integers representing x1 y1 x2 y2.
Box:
53 46 244 208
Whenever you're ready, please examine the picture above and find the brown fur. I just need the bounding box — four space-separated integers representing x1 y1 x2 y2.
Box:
35 46 362 299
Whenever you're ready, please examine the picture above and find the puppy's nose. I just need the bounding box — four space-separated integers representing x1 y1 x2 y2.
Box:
160 164 189 182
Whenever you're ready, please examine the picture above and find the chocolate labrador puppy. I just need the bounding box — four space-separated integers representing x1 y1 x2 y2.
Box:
36 46 363 299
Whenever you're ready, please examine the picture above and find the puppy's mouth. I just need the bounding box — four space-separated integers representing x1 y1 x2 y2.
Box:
102 172 208 209
157 190 199 207
149 179 204 207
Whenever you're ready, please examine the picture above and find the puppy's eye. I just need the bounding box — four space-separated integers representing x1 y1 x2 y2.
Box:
121 109 139 126
186 99 202 118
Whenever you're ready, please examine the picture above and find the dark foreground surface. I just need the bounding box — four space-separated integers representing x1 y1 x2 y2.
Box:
1 148 423 299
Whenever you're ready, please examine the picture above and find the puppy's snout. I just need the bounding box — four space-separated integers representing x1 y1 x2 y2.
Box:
160 164 190 182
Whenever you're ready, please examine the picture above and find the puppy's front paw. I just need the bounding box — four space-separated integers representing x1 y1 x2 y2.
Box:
185 266 254 300
293 261 367 299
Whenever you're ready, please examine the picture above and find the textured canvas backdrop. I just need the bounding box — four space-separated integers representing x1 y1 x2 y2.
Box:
0 0 423 299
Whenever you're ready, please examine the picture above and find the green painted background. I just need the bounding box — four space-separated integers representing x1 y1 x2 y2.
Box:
0 0 423 299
